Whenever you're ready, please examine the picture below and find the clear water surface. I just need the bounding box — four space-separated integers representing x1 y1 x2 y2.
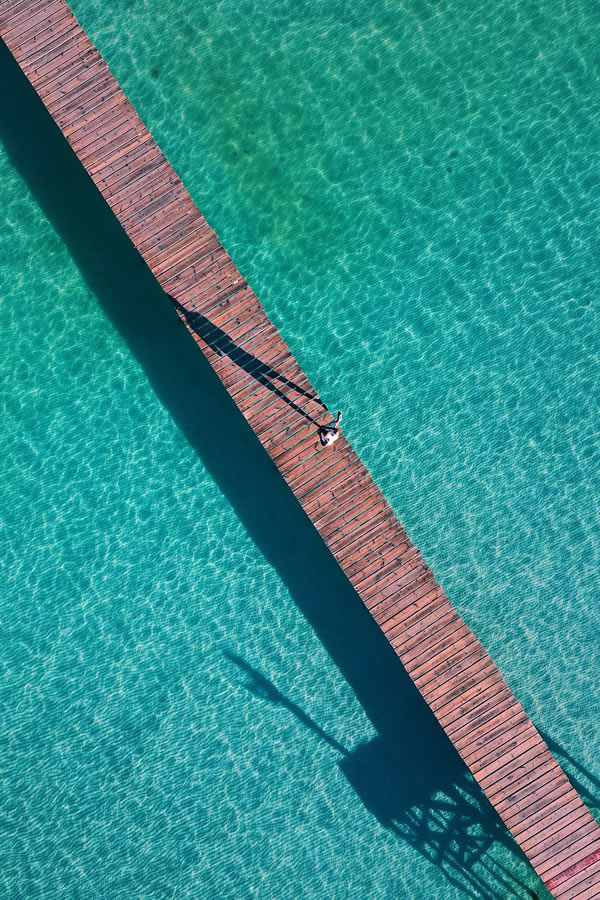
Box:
1 0 599 897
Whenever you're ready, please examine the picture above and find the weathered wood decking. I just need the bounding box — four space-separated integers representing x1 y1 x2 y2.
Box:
2 1 599 895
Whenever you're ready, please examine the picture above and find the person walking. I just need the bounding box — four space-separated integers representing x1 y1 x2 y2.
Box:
317 410 342 447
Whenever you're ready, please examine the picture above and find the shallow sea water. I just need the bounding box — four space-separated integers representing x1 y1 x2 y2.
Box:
1 0 599 897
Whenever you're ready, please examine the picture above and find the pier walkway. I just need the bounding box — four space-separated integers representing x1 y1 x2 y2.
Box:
2 1 599 895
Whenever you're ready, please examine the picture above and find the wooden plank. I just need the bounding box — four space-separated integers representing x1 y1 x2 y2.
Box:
390 591 459 658
62 87 124 135
495 764 568 820
40 56 107 107
2 0 63 43
402 614 470 671
386 591 452 656
361 550 429 603
312 480 383 533
120 180 186 229
455 701 530 757
12 13 76 60
522 804 593 852
319 490 390 542
306 470 382 525
51 71 115 120
126 192 193 242
348 535 417 588
276 428 336 470
176 261 245 315
286 441 353 493
70 105 132 156
559 861 600 899
64 88 126 137
256 398 321 449
288 452 357 510
108 154 169 201
542 839 600 884
528 813 598 864
30 33 90 89
370 566 438 625
0 0 42 32
101 143 169 195
484 751 560 806
162 240 231 288
505 777 576 832
87 130 151 176
20 21 79 71
475 731 547 784
335 508 400 563
328 506 396 556
513 791 587 845
246 381 317 435
466 717 541 772
36 46 97 97
109 164 174 220
436 671 509 729
537 830 600 881
151 230 220 280
480 743 552 797
4 0 63 40
136 207 204 256
79 118 143 167
411 630 483 686
172 260 246 311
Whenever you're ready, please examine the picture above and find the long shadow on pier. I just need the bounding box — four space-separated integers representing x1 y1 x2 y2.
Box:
0 40 548 899
168 293 325 425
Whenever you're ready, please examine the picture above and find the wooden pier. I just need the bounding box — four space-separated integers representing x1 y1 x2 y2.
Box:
2 1 599 895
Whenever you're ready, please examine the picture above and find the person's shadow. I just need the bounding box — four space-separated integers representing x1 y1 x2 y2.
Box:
168 293 326 425
0 39 551 898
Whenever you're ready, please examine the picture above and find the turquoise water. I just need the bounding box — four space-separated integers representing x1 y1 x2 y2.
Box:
1 0 599 896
